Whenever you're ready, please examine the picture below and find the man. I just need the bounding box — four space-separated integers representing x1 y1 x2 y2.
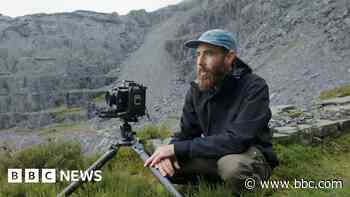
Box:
144 29 278 195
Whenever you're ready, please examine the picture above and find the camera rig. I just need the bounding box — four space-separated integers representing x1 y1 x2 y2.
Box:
99 80 147 122
58 80 182 197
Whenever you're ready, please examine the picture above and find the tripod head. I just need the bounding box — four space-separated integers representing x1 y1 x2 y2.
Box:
119 119 136 144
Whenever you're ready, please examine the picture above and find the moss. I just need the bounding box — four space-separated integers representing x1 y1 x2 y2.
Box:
284 109 304 118
319 84 350 100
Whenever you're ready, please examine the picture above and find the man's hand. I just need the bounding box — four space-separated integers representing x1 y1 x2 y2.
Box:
155 158 180 177
144 144 175 167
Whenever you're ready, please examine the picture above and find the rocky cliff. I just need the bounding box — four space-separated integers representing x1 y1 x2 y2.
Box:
165 0 350 105
0 7 183 113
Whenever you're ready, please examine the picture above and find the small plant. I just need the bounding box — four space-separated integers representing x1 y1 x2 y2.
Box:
319 84 350 100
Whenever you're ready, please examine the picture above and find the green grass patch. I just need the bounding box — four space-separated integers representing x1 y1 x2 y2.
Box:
0 141 85 197
136 124 173 154
319 84 350 100
253 132 350 197
39 122 91 134
136 123 172 141
0 140 171 197
49 106 83 120
0 130 349 196
0 127 33 133
92 94 106 104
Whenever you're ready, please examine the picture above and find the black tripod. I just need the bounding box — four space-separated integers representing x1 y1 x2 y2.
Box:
57 120 183 197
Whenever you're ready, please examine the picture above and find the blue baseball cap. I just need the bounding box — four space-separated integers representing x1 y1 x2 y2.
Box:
184 29 237 51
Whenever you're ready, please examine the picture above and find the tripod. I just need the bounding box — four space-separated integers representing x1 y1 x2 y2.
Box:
57 120 183 197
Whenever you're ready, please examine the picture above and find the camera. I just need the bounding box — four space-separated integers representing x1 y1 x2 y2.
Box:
98 80 147 122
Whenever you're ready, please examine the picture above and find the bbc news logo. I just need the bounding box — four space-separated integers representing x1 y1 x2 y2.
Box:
8 169 102 183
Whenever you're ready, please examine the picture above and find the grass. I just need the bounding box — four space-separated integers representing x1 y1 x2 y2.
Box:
319 84 350 100
49 106 84 120
136 124 173 141
0 126 349 197
136 124 173 154
92 94 106 105
252 133 350 197
38 122 92 135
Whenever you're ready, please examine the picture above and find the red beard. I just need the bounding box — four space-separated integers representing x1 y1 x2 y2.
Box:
197 70 215 91
197 67 227 91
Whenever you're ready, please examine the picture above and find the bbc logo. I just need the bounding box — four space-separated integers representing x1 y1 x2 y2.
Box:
8 169 56 183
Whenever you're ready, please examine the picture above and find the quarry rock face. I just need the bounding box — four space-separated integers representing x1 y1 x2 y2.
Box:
0 10 155 113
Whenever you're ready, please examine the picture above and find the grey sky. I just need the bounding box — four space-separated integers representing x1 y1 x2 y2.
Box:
0 0 184 17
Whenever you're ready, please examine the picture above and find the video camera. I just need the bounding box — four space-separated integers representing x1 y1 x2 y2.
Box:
98 80 147 122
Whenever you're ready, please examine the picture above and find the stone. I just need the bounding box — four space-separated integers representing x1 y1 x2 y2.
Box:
322 105 342 113
309 73 320 79
274 126 300 135
318 96 350 106
297 124 313 131
340 105 350 115
272 132 298 144
313 120 340 137
271 105 298 115
338 119 350 132
272 132 290 138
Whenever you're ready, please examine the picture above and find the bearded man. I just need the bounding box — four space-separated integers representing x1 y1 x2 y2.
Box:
144 29 279 195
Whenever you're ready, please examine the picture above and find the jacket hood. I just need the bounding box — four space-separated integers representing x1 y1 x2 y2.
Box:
230 57 252 79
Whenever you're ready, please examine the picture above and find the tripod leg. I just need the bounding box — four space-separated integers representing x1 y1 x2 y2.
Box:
131 142 183 197
57 144 120 197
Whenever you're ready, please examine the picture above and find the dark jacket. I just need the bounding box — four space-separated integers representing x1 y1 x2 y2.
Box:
171 58 279 168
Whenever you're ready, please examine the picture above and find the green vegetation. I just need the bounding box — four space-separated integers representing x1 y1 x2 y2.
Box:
49 106 83 119
39 122 91 134
319 84 350 100
282 109 304 118
0 141 85 196
93 94 106 104
136 124 173 154
136 124 172 141
0 125 349 197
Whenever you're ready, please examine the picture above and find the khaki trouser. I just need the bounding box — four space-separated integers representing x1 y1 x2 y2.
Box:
169 146 272 195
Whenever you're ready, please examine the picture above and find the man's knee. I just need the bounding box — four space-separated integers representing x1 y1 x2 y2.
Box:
217 153 250 181
217 147 271 182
